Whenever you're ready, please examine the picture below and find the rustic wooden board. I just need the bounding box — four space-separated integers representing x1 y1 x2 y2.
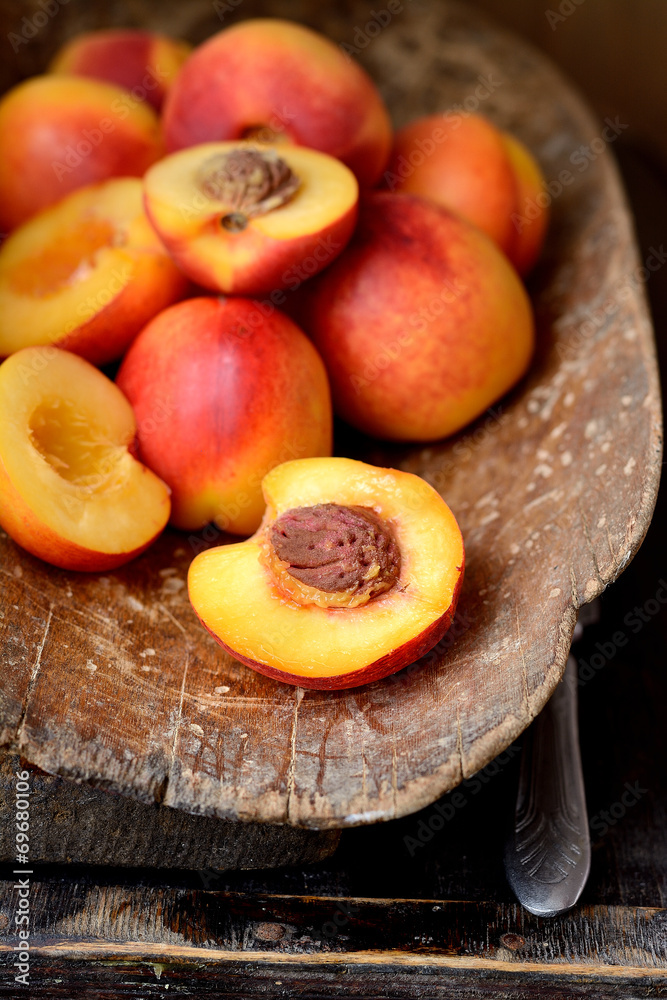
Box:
0 0 662 830
0 881 665 996
0 750 339 868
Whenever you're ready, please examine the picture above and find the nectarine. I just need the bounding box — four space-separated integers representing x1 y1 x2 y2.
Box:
49 29 191 112
293 191 534 441
0 75 163 231
188 457 465 689
0 347 170 571
143 142 358 295
116 297 333 535
0 178 189 365
162 18 392 187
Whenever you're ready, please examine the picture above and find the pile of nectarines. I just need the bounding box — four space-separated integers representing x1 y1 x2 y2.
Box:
0 18 549 688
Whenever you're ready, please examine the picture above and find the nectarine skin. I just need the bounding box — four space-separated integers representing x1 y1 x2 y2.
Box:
293 191 534 442
502 132 549 276
116 298 333 535
162 19 392 187
0 76 164 231
382 113 519 255
49 29 191 111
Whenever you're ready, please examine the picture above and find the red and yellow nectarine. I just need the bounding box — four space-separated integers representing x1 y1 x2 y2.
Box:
0 347 170 571
0 178 189 365
49 28 191 112
293 191 534 441
143 142 358 295
0 75 164 231
188 457 465 689
382 112 549 275
162 18 393 187
116 297 333 535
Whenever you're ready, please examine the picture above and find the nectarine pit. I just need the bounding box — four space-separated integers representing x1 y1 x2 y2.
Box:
270 503 400 599
197 148 300 232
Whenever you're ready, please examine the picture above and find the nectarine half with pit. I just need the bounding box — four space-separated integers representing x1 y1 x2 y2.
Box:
0 178 188 365
293 191 534 441
0 347 170 571
162 18 392 187
188 457 465 690
0 75 164 231
116 297 333 536
143 142 358 295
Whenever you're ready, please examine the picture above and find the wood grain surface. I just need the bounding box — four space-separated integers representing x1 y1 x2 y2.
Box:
0 879 665 995
0 0 662 830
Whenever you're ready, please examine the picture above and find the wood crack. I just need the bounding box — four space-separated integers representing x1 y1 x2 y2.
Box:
160 650 190 807
285 687 304 823
15 606 52 747
578 499 606 589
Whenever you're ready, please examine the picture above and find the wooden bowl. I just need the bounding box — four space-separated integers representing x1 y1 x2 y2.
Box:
0 0 661 829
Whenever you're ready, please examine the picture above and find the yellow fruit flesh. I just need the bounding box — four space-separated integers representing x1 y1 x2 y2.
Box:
0 348 169 554
188 458 463 680
0 178 166 355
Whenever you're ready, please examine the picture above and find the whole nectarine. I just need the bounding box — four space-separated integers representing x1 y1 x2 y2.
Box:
293 191 534 441
162 18 392 187
0 75 163 231
49 29 191 111
116 297 333 535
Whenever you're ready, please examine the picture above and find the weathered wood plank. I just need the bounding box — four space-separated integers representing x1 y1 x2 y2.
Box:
0 881 666 966
0 751 339 868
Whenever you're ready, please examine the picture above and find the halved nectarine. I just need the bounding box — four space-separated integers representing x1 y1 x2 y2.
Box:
0 178 188 365
142 142 358 295
188 457 465 690
0 347 170 571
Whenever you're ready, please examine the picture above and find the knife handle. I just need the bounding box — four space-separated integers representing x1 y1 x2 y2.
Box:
504 653 591 916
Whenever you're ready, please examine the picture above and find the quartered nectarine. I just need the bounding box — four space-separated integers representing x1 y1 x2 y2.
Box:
188 457 465 690
0 347 170 571
0 178 188 365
